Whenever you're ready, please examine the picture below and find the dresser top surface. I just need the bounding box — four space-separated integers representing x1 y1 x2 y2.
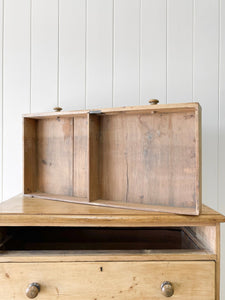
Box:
0 194 224 227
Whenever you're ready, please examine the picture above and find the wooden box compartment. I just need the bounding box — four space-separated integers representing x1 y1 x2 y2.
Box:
24 103 201 215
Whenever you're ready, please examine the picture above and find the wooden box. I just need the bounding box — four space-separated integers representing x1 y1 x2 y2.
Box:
23 102 201 215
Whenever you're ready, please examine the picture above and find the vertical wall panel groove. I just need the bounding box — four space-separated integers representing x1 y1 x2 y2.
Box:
192 0 195 102
138 0 141 105
84 0 87 109
194 0 219 209
166 0 168 104
57 0 60 107
112 0 115 107
29 0 32 113
114 0 140 107
167 0 193 103
59 0 86 110
31 0 58 113
0 0 3 202
140 0 167 105
86 0 113 109
3 0 30 200
219 0 225 297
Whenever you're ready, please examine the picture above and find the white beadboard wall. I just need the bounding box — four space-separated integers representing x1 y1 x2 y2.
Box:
0 0 225 297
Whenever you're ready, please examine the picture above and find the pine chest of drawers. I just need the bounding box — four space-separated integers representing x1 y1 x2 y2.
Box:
0 194 224 300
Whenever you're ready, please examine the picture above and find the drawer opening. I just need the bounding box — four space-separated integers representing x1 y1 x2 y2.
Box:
0 227 207 252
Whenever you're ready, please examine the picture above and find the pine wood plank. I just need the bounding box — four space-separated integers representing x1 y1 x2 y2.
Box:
0 261 215 299
73 115 88 198
0 250 216 263
0 195 224 227
37 118 73 195
24 102 200 119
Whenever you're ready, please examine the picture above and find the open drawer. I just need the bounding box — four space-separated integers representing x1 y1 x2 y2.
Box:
0 226 216 261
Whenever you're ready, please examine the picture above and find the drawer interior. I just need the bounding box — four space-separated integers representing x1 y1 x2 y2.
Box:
24 105 200 215
0 227 202 251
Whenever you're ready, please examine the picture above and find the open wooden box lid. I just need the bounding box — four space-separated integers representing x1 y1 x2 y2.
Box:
23 102 201 215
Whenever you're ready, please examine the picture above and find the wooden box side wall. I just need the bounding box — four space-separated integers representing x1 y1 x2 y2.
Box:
24 118 38 194
24 115 89 199
89 109 200 213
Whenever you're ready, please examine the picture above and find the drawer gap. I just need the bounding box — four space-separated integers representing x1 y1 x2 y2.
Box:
0 227 206 252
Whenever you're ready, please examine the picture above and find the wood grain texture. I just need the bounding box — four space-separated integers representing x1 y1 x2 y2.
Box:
73 115 88 198
184 226 216 253
23 102 199 118
99 110 199 212
23 103 201 215
59 0 86 110
37 117 73 195
88 114 100 201
0 250 216 263
0 261 215 299
24 118 37 194
216 224 220 300
0 195 225 227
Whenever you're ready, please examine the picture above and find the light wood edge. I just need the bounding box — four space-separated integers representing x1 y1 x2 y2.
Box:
24 194 199 215
0 214 222 227
23 102 200 119
23 117 25 194
216 223 220 300
93 199 199 215
196 103 202 214
0 250 216 263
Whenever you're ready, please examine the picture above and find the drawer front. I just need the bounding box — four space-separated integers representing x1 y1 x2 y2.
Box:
0 261 215 299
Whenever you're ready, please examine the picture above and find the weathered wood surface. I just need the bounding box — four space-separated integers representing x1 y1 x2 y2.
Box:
0 261 215 299
24 103 201 215
0 195 224 227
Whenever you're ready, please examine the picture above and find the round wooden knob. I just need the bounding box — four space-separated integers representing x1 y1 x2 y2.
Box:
149 99 159 105
53 106 63 112
161 281 174 297
26 283 40 299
